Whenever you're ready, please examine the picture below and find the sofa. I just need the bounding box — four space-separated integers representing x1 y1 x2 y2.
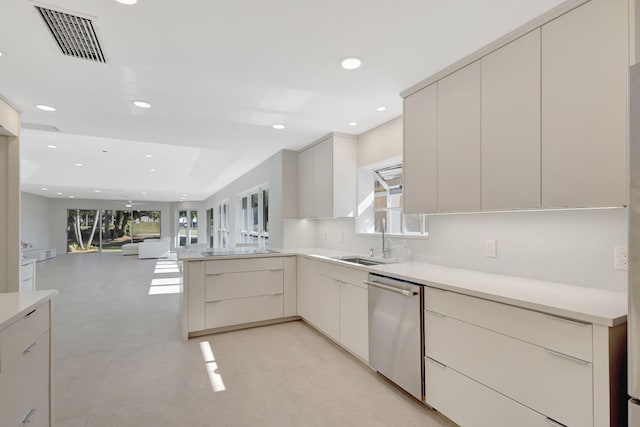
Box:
138 237 171 259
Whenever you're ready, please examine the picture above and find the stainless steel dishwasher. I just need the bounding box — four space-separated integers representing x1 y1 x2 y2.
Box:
366 273 424 401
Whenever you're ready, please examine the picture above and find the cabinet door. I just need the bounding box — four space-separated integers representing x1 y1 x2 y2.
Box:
339 282 368 362
313 139 333 218
187 261 206 332
298 148 315 218
437 61 481 212
316 274 340 340
403 83 438 214
541 0 628 208
482 29 541 210
297 257 316 324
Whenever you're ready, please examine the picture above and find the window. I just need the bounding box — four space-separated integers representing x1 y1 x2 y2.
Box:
357 162 428 236
239 185 269 248
217 200 230 248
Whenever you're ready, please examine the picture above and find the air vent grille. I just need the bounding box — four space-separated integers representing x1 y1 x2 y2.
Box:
36 6 106 63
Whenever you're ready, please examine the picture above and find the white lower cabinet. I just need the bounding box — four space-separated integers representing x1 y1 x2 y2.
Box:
297 257 369 362
424 287 625 427
425 357 550 427
0 297 53 427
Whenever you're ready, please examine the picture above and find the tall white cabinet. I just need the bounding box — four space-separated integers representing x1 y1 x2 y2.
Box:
0 97 21 293
297 134 357 218
541 0 628 208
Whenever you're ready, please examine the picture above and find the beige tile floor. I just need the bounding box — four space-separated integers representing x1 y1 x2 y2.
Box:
37 253 456 427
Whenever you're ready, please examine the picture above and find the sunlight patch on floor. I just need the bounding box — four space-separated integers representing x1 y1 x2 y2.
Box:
154 259 180 274
200 341 227 392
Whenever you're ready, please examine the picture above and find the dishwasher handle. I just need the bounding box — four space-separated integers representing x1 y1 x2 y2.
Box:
364 280 418 296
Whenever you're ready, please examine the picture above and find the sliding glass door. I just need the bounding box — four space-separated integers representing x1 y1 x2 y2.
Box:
177 210 198 247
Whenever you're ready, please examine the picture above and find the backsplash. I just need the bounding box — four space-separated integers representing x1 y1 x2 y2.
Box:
286 208 628 292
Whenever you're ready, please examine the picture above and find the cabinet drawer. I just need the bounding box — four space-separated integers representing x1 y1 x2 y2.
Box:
205 270 283 302
205 257 283 275
20 277 35 292
18 389 49 427
0 301 50 371
0 331 49 427
321 262 368 289
20 264 34 281
425 357 551 427
205 294 283 329
425 311 592 427
424 287 592 361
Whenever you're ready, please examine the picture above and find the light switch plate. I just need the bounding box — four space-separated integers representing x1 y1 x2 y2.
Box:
485 240 497 258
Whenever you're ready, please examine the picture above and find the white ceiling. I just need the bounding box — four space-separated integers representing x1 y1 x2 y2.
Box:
1 0 565 202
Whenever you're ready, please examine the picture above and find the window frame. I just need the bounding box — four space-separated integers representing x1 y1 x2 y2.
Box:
239 184 269 248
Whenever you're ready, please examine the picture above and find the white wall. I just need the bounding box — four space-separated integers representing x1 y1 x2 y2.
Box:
314 208 628 291
204 150 297 249
357 116 403 167
47 198 173 254
21 192 51 250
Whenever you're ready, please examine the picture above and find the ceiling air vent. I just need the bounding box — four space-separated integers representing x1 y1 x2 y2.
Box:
35 6 106 63
22 122 61 132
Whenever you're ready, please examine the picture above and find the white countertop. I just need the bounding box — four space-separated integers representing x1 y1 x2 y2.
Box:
0 290 58 330
179 246 627 327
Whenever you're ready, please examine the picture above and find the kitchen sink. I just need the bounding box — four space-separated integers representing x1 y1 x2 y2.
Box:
332 256 398 266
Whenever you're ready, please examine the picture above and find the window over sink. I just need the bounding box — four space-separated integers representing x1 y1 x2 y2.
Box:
356 160 428 237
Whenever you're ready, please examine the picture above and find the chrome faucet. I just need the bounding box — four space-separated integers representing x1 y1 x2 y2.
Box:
381 218 389 258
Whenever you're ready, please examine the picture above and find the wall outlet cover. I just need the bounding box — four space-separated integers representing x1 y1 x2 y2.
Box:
615 246 628 271
485 240 497 258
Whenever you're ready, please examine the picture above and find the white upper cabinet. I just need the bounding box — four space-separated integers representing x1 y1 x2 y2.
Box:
403 83 438 214
298 147 314 218
297 134 357 218
541 0 628 208
481 29 541 210
437 61 482 212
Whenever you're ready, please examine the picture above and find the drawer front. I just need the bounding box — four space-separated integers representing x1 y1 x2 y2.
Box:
0 331 49 427
425 311 592 427
20 264 34 281
425 287 592 361
205 270 283 302
322 263 368 288
425 357 551 427
20 389 50 427
0 302 50 371
205 294 284 329
205 257 283 275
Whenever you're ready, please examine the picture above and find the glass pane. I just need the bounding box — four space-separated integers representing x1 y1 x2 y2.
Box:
178 210 187 247
190 211 198 244
251 193 259 232
101 210 132 252
132 211 161 241
242 197 248 231
263 189 269 233
67 209 100 254
207 208 214 248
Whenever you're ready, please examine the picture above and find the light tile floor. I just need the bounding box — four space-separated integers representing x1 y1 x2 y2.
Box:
37 253 456 427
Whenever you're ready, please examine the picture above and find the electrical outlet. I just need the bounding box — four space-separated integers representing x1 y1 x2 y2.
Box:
485 240 497 258
615 246 628 271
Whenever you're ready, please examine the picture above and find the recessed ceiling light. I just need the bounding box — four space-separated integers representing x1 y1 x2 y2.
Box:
115 0 138 4
56 192 63 195
349 122 358 127
182 194 187 196
36 104 56 112
47 145 57 149
132 100 151 109
75 163 83 167
0 51 3 57
340 57 362 70
145 154 153 158
141 192 147 195
272 124 285 130
125 203 133 208
94 190 101 193
376 106 387 112
68 195 74 198
102 149 108 153
150 169 157 172
41 187 48 191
